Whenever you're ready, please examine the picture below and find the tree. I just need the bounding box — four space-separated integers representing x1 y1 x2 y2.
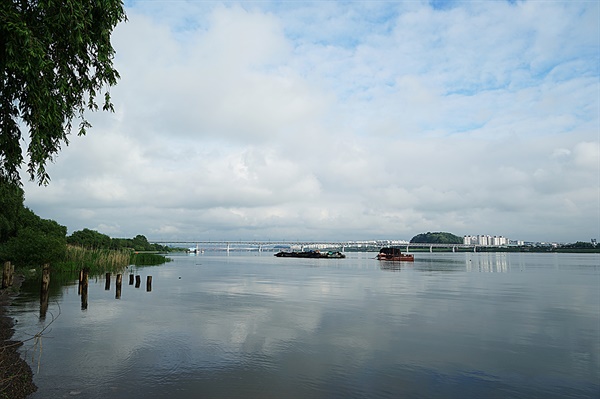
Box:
0 177 25 242
67 228 111 248
131 234 150 251
562 241 595 249
0 226 66 267
0 208 67 266
0 0 127 185
16 206 66 237
410 232 462 244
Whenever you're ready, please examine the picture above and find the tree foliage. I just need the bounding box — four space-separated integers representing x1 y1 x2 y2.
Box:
0 0 127 185
561 241 596 249
0 206 67 267
0 176 69 267
67 227 111 248
111 234 170 252
410 232 462 244
0 183 170 266
1 226 66 266
0 177 24 242
67 230 170 252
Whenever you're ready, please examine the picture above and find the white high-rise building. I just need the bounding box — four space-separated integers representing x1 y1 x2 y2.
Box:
463 235 510 246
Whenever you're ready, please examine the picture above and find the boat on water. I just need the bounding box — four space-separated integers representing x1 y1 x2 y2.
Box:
274 250 346 259
376 247 414 262
187 246 204 254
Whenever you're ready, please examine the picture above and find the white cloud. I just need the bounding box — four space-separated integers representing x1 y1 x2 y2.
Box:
22 1 599 243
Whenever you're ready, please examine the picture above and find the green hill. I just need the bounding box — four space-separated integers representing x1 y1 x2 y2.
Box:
410 232 462 244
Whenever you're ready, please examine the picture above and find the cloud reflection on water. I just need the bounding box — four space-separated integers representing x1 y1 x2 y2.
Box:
12 253 600 399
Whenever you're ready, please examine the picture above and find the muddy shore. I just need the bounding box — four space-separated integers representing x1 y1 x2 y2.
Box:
0 276 37 398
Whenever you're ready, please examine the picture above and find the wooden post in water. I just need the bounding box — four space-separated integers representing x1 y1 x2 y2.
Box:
2 261 11 289
135 275 141 288
146 276 152 292
78 269 84 295
80 268 89 310
105 272 111 290
8 263 14 287
115 274 122 299
40 264 50 319
129 273 134 285
41 264 50 292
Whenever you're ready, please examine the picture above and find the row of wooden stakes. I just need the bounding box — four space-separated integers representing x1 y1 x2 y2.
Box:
77 269 153 310
1 262 154 319
98 271 153 292
39 265 152 317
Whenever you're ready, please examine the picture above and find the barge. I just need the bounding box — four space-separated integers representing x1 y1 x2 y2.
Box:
274 250 346 259
376 247 414 262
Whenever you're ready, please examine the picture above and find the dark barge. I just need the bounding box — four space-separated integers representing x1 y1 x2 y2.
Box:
274 250 346 259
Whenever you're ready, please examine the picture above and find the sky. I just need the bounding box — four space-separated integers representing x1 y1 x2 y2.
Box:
22 0 600 243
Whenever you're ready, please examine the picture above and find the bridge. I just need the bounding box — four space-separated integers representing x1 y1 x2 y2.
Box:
148 240 498 253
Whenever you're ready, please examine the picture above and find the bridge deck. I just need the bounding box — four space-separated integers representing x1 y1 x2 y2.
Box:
149 240 501 248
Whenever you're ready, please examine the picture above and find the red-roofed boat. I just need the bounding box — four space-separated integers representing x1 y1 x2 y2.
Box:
376 247 414 262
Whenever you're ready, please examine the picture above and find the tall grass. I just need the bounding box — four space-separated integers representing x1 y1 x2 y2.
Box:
54 245 132 273
48 246 170 274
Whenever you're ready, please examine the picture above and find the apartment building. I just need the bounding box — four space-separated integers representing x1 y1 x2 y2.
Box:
463 235 509 246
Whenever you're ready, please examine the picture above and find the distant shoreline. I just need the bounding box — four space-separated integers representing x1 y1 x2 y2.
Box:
340 247 600 254
392 248 600 253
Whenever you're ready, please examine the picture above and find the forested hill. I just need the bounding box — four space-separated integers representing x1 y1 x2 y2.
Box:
410 232 462 244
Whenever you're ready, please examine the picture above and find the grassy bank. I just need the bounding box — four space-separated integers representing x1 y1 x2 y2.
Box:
53 246 131 273
49 246 170 273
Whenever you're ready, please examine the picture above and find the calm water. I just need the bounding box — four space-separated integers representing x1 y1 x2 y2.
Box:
10 252 600 399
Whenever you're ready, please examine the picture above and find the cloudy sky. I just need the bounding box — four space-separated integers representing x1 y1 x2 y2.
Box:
22 0 599 243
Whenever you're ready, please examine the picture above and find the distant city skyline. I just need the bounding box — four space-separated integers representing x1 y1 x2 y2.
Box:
463 235 514 246
146 236 585 247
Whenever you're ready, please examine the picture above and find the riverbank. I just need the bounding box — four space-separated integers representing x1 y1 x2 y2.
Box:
0 275 36 398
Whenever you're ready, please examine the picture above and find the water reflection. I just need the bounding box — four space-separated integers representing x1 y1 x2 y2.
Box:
465 253 509 272
10 253 600 399
379 255 466 273
378 253 514 273
63 269 156 312
378 261 411 272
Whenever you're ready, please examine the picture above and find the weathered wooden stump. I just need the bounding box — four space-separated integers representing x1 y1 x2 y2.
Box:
115 274 122 299
129 273 134 285
105 272 111 290
80 268 89 310
78 269 84 295
135 275 141 288
8 263 14 287
2 261 11 289
146 276 152 292
41 264 50 292
40 264 50 319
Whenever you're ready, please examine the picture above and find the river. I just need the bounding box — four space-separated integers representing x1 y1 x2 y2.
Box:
9 252 600 398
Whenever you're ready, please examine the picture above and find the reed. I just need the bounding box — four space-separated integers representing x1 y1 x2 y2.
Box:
53 245 132 273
